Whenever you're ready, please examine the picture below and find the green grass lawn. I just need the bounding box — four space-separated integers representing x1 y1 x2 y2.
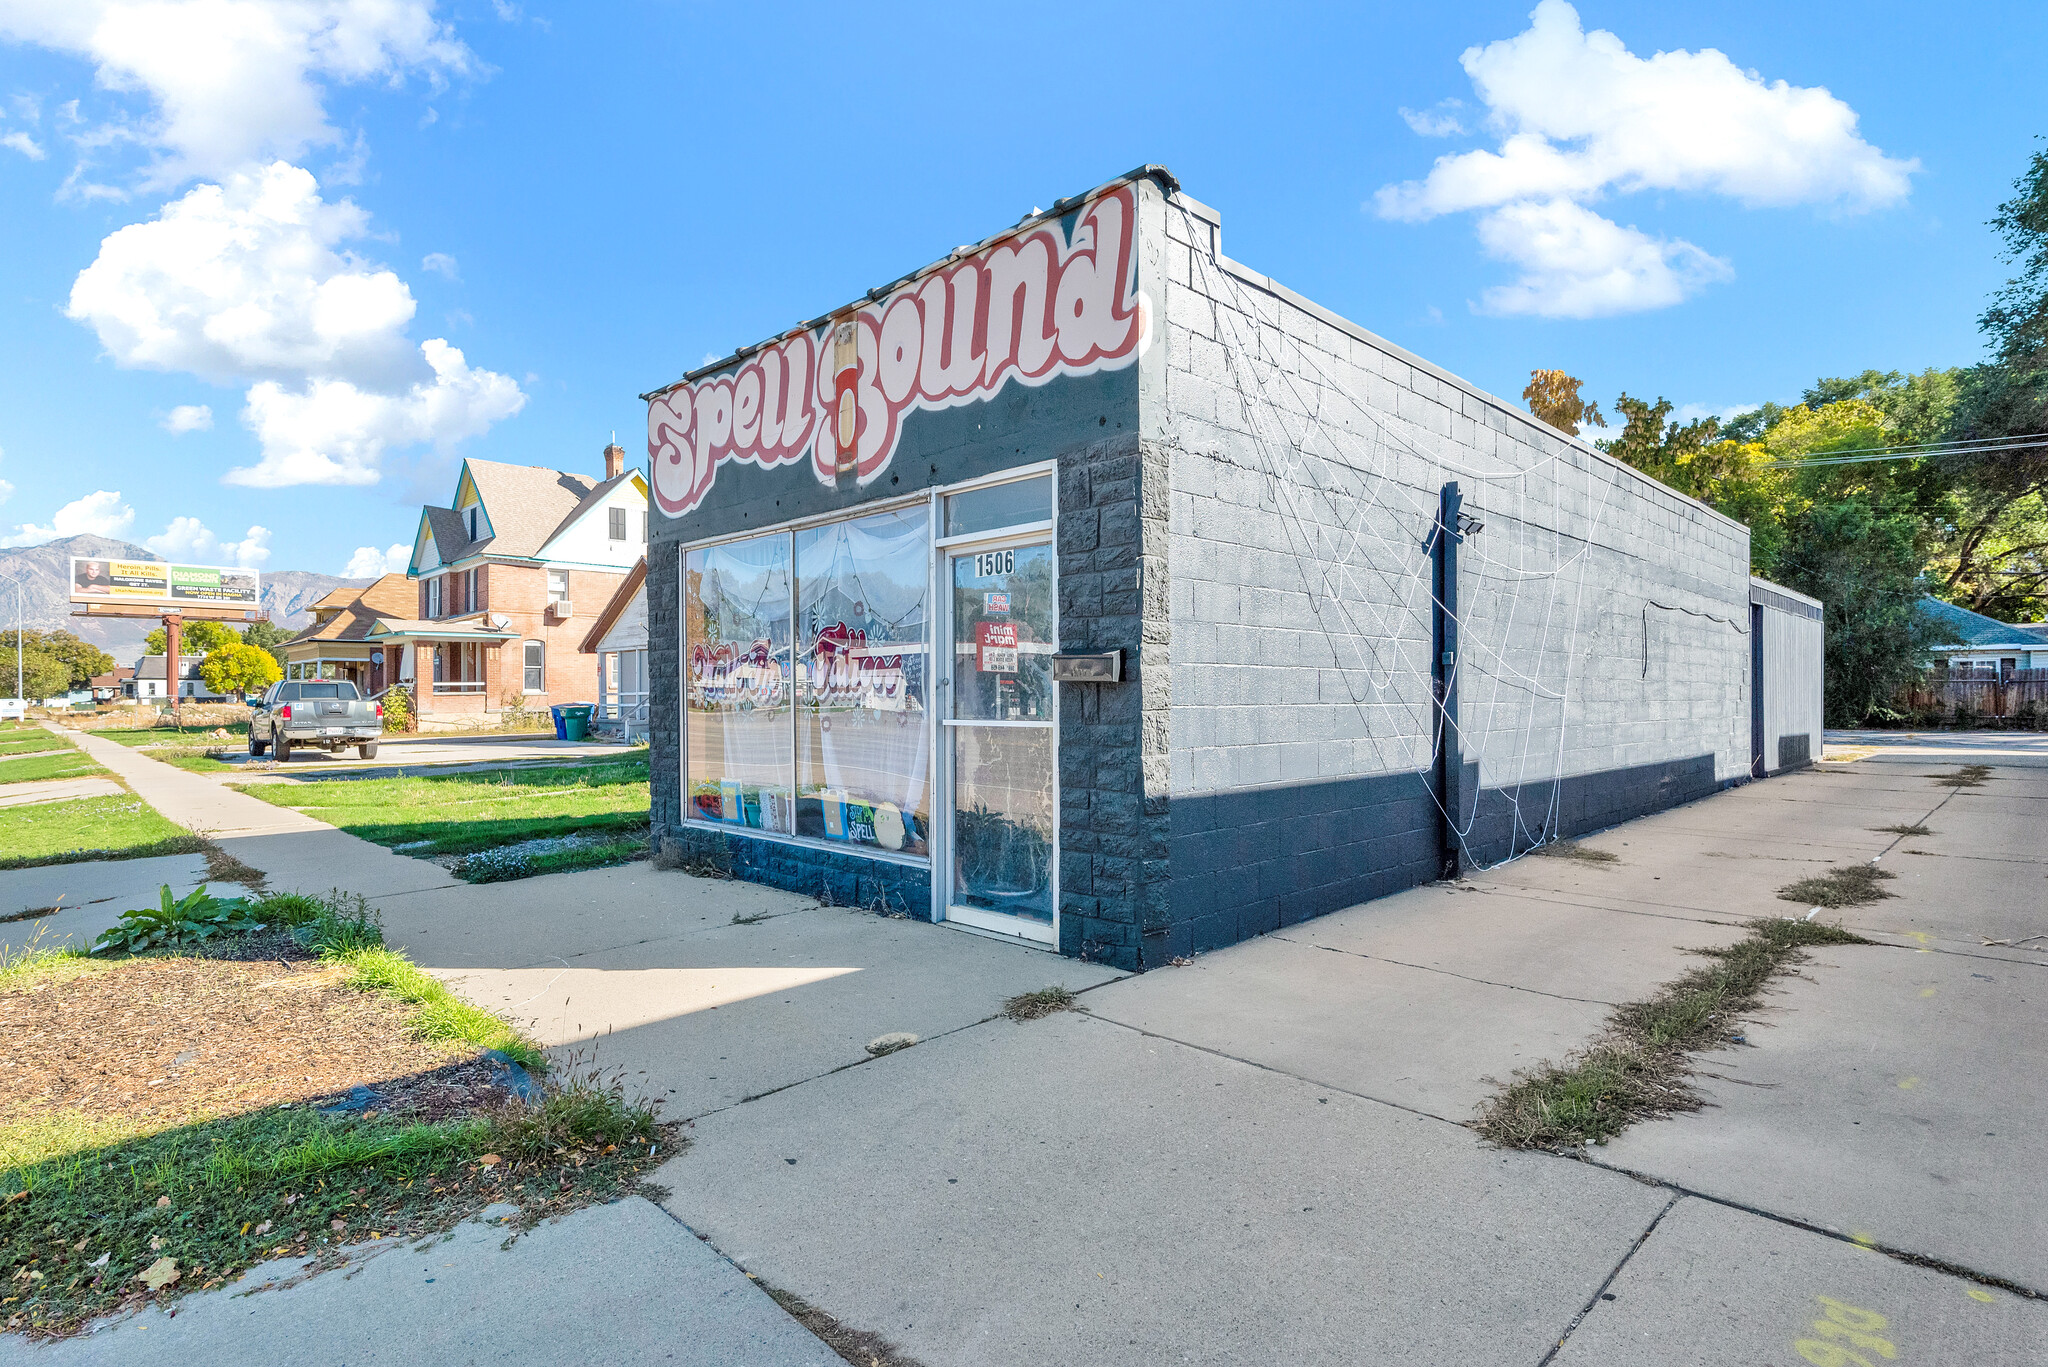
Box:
0 794 202 870
90 722 250 747
0 727 76 758
236 753 650 859
0 750 107 785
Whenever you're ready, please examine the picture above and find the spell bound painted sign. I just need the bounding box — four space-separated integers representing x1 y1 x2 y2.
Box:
648 185 1148 519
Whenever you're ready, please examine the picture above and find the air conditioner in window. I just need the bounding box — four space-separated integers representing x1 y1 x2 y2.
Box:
547 599 573 621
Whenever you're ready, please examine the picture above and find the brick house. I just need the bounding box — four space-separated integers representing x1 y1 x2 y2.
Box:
281 574 419 692
364 447 647 729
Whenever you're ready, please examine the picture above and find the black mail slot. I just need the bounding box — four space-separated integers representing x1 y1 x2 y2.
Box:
1052 650 1123 683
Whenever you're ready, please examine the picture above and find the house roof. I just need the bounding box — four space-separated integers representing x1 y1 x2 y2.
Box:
89 668 133 687
1917 595 2048 649
362 619 517 641
579 558 648 654
289 574 419 646
135 656 205 680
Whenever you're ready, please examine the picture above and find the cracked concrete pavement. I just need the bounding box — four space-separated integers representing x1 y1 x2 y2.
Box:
8 730 2041 1363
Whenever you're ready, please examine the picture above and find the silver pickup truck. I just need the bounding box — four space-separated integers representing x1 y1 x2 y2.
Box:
248 680 384 760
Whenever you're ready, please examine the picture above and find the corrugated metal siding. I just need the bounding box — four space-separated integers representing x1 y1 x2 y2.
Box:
1754 578 1824 772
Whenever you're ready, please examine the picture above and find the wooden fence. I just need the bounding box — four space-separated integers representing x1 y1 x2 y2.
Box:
1900 669 2048 724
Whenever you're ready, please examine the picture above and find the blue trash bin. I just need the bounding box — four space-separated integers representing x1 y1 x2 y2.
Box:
549 704 567 740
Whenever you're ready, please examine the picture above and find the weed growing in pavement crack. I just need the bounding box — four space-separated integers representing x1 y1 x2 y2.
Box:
1533 840 1620 865
1002 986 1076 1021
1476 918 1872 1150
1874 824 1932 837
1926 765 1991 788
1776 864 1896 908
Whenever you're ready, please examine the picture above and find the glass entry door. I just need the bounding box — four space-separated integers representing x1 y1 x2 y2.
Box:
943 539 1057 943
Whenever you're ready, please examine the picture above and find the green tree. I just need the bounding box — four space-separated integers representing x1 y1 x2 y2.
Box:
241 618 292 669
0 630 116 690
199 642 282 698
1596 394 1725 499
1980 138 2048 364
1773 501 1935 726
18 650 72 703
142 620 242 655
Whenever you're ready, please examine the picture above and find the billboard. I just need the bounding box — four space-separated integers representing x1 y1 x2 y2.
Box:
70 558 259 611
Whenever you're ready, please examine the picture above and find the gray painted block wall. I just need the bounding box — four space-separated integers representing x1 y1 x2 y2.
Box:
1143 185 1753 952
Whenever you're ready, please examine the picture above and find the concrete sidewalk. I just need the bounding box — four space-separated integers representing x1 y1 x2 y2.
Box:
15 734 2039 1363
66 728 463 902
0 1199 841 1367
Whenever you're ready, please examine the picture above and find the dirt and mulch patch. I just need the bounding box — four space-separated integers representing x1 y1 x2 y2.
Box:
1476 918 1872 1151
0 895 674 1340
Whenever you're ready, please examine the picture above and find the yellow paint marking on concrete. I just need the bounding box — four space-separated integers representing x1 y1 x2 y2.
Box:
1850 1231 1880 1248
1897 1076 1919 1089
1919 988 1938 998
1967 1288 1996 1303
1795 1295 1896 1366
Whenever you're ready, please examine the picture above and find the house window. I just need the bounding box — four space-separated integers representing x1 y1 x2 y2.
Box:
548 569 569 605
427 577 443 618
524 641 544 692
466 507 479 540
466 568 480 614
609 507 627 542
640 512 649 543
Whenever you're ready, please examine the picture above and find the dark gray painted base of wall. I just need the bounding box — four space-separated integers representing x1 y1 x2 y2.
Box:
659 754 1726 973
1157 754 1724 970
662 824 931 920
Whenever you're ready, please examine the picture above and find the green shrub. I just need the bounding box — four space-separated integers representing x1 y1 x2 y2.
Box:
381 687 412 734
90 885 265 956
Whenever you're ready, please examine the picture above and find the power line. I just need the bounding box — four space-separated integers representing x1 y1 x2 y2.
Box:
1751 433 2048 469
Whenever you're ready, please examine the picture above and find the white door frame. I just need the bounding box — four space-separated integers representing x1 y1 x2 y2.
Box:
932 516 1059 947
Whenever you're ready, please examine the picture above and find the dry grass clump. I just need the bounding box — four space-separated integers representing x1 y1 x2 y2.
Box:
1777 864 1896 908
1476 919 1871 1150
1002 986 1076 1021
1533 840 1620 865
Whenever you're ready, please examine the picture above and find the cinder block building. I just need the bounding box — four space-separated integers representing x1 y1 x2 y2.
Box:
641 167 1811 971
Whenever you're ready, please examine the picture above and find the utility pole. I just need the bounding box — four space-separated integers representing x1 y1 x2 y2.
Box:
1429 482 1482 881
2 568 25 707
164 612 183 730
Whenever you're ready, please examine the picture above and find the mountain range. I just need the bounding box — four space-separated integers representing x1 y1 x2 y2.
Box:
0 534 368 662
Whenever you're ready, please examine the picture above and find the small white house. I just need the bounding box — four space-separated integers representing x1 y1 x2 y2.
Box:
133 654 231 702
579 559 647 741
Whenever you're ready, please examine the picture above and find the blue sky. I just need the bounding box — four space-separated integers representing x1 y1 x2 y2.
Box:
0 0 2040 577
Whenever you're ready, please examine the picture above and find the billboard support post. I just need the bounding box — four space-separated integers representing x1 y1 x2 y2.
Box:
164 614 182 728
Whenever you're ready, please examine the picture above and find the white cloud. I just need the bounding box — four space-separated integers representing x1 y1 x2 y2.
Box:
1399 101 1465 138
420 251 458 279
230 337 523 487
1375 1 1917 317
342 542 409 578
162 403 213 433
145 515 270 566
1473 198 1732 319
68 162 420 388
66 162 523 486
1 129 43 159
0 0 477 190
1 489 135 546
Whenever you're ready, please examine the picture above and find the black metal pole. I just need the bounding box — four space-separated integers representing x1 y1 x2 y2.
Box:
1432 482 1463 880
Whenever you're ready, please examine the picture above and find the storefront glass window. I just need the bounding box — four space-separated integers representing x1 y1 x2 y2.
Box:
795 507 931 855
950 543 1056 721
684 534 794 833
943 474 1052 538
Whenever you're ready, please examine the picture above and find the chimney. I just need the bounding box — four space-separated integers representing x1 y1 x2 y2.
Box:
603 441 625 480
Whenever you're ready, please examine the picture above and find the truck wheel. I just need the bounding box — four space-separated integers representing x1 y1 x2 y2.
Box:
249 729 268 758
275 733 292 761
359 743 379 760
